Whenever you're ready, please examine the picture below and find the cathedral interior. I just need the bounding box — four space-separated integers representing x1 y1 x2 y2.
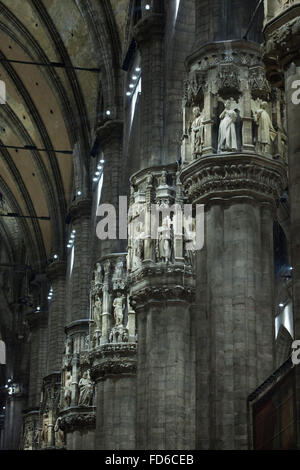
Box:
0 0 300 451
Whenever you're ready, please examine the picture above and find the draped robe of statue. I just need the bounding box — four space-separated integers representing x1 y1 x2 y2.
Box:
218 105 237 152
78 372 93 406
256 105 275 152
191 111 205 156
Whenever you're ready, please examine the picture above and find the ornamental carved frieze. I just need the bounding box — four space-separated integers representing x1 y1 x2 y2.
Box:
249 66 271 98
90 343 137 381
181 154 287 205
217 63 240 93
184 70 208 105
130 285 195 306
59 412 96 433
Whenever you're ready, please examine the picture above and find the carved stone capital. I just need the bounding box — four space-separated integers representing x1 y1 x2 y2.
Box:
263 4 300 85
180 154 287 206
134 13 165 45
90 343 137 381
130 285 195 307
59 407 96 433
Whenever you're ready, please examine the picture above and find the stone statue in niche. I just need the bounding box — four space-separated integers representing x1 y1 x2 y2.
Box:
191 106 205 157
54 417 65 448
94 263 103 285
40 417 48 447
113 292 125 326
161 169 168 186
109 324 128 343
113 258 124 280
78 371 93 407
64 371 72 408
24 423 33 450
93 295 102 330
254 101 276 154
156 216 173 263
217 100 238 153
132 222 145 270
65 336 73 356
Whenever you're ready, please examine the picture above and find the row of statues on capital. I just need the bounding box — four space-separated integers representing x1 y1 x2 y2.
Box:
63 370 93 408
94 258 125 287
93 291 126 329
128 216 175 271
191 99 276 156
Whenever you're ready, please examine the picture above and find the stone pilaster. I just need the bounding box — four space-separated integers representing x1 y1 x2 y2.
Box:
181 153 287 449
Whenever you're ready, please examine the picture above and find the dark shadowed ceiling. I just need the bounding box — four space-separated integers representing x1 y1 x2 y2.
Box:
0 0 129 266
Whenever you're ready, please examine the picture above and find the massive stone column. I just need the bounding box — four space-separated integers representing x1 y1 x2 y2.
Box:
23 309 48 450
96 120 125 257
264 0 300 449
39 260 66 449
90 254 137 450
129 166 196 450
182 156 286 449
181 38 287 449
57 198 96 450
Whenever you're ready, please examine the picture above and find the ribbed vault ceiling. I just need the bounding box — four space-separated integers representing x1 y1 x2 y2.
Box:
0 0 129 267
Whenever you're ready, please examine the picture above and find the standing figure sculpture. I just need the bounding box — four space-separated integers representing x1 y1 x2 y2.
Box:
218 100 237 153
157 216 173 263
94 263 103 285
132 222 145 270
93 296 102 330
255 101 275 154
191 107 205 157
78 371 93 407
54 417 65 448
113 258 124 279
113 292 125 326
64 372 72 408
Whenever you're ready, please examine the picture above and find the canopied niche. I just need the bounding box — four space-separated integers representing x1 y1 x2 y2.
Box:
182 40 287 163
264 0 299 24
